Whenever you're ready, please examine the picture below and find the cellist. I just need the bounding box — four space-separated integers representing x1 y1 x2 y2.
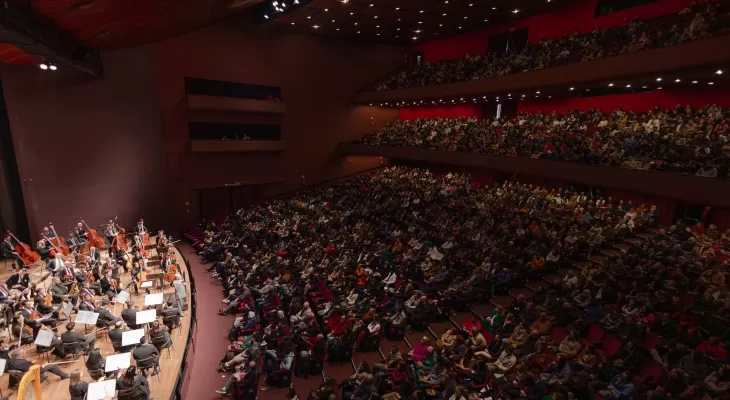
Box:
1 233 21 270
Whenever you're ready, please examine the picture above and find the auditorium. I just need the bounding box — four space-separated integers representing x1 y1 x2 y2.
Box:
0 0 728 399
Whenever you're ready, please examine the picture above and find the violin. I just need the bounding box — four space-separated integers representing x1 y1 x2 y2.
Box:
44 294 52 307
48 223 70 256
7 231 40 266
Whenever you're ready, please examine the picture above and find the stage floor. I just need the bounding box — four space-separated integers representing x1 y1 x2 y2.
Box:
0 239 192 400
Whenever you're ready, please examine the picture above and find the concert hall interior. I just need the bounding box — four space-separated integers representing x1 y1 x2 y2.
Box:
1 0 730 400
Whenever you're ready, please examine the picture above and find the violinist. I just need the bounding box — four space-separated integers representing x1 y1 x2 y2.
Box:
61 322 96 354
36 238 52 261
51 277 78 304
79 294 95 312
83 273 101 297
7 349 69 389
130 262 142 296
19 301 58 339
5 268 30 290
1 233 21 270
34 287 56 316
100 271 119 298
0 283 13 303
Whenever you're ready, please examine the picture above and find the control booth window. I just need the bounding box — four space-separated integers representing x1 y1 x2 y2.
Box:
595 0 659 17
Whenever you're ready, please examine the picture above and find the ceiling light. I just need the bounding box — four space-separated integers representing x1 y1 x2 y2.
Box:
414 29 422 33
419 21 423 24
420 10 424 13
608 83 614 87
464 16 468 19
397 27 400 30
657 87 663 90
709 82 715 85
39 63 48 70
377 33 380 36
354 22 358 25
512 9 520 13
264 14 269 19
357 30 361 33
331 19 335 22
394 7 399 10
350 12 354 15
692 80 698 84
412 36 418 40
536 91 541 94
307 16 311 19
642 85 648 88
521 94 526 97
492 7 497 10
376 25 380 28
324 8 328 11
49 64 57 71
439 23 443 26
336 28 340 31
716 69 724 75
674 78 681 83
625 84 631 88
397 18 401 21
656 77 662 82
458 26 462 29
313 25 320 29
374 15 378 18
443 13 447 16
341 0 349 3
469 3 474 6
548 96 552 98
569 87 575 91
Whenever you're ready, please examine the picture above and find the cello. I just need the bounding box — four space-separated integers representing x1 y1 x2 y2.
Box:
8 231 40 266
48 223 69 256
80 219 105 248
165 259 178 282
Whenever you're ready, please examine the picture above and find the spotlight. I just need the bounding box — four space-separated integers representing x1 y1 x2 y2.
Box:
536 91 540 94
709 82 715 85
569 87 575 91
312 24 320 29
412 36 418 40
625 84 631 88
49 64 57 71
264 14 269 19
39 63 48 70
512 9 520 13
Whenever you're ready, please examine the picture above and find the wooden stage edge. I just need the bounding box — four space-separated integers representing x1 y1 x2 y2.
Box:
0 239 193 400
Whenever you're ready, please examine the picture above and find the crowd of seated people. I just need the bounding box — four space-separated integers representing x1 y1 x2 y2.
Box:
372 1 730 91
357 104 730 178
191 167 729 400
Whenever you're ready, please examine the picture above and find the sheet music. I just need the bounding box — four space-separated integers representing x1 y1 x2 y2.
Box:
144 293 164 306
121 328 145 346
104 352 131 372
116 290 129 304
75 310 100 325
135 309 157 324
88 380 117 400
0 358 6 377
141 281 153 288
62 302 74 318
33 330 54 347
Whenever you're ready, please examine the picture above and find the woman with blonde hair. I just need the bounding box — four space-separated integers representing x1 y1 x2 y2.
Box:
69 369 89 400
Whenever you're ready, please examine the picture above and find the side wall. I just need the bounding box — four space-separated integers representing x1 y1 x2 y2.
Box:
155 24 404 226
0 47 168 238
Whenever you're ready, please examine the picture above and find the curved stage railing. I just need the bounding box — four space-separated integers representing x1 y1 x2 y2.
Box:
169 251 198 400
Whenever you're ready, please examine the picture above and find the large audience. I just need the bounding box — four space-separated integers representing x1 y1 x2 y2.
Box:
191 167 729 400
356 104 730 178
372 1 730 91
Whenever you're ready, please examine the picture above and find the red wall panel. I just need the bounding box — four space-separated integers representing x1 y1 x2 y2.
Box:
399 104 482 120
413 0 701 62
516 88 730 114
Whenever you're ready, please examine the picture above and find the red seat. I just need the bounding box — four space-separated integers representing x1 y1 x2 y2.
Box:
600 335 622 357
551 327 568 344
586 324 605 344
642 332 662 350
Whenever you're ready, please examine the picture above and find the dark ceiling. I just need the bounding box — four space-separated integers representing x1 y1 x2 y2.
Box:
0 0 266 65
268 0 582 44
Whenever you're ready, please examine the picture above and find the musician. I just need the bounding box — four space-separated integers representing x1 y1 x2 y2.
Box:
5 268 30 290
34 287 57 316
104 220 118 247
171 274 187 317
36 238 52 261
100 271 120 298
149 321 173 351
156 231 167 253
1 233 21 270
122 300 140 329
87 246 101 266
132 336 160 376
160 300 180 332
0 284 13 303
74 223 88 242
85 347 105 373
46 253 66 274
94 298 121 326
51 277 78 305
7 349 69 389
116 366 150 400
109 321 135 353
61 322 96 354
134 219 148 235
129 262 142 296
82 276 101 297
131 234 144 253
79 294 95 312
66 232 83 252
20 301 55 339
69 369 89 400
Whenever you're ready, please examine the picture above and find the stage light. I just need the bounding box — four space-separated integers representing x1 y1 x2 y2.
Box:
374 15 378 18
626 84 631 88
39 63 48 70
291 22 295 25
420 10 424 13
569 87 574 91
264 14 269 19
692 80 698 84
331 19 335 22
458 26 462 29
307 16 311 19
414 29 422 33
412 36 418 40
419 21 423 24
492 7 497 10
470 3 474 6
536 91 540 94
324 8 328 11
312 24 320 29
464 16 468 19
394 7 399 10
512 9 520 13
443 13 447 16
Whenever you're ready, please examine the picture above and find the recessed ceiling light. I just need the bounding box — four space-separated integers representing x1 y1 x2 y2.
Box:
656 77 662 82
336 28 340 31
307 16 311 19
357 30 361 33
374 15 378 18
420 10 424 13
397 27 400 30
608 83 614 87
354 22 358 25
376 25 380 28
657 87 663 90
291 22 295 25
569 87 575 91
331 19 335 22
464 16 468 19
369 3 373 6
470 3 474 6
313 25 320 29
512 9 520 13
642 85 648 88
484 19 488 22
709 82 715 85
419 21 423 24
674 78 681 83
412 36 418 40
350 12 354 15
377 33 380 36
458 26 462 29
626 84 631 88
692 80 698 84
324 8 328 11
492 7 497 10
439 24 443 26
716 69 724 75
414 29 422 33
394 7 399 10
443 13 447 16
397 18 401 21
521 94 526 97
536 91 541 94
548 96 552 98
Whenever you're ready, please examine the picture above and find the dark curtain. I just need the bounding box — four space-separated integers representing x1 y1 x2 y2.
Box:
199 188 232 222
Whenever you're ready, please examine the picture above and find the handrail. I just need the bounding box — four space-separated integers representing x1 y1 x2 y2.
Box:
169 251 197 400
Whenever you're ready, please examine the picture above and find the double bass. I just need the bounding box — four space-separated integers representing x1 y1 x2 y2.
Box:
8 231 40 266
81 219 105 248
48 223 69 256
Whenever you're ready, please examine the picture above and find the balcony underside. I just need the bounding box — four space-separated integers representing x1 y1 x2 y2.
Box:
339 143 730 207
354 35 730 103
